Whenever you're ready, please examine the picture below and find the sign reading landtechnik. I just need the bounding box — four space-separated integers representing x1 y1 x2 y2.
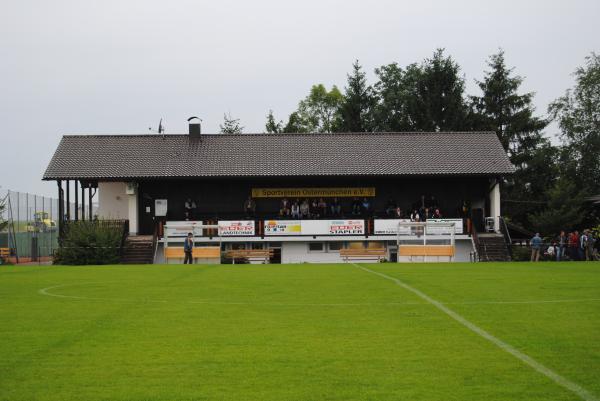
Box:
218 220 255 236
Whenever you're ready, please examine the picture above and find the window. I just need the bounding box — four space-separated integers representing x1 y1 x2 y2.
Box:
328 242 344 252
308 242 324 252
251 242 264 250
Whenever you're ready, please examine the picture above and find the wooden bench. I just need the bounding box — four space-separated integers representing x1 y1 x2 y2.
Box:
164 247 221 262
0 248 10 263
340 248 386 262
225 249 274 264
398 245 455 257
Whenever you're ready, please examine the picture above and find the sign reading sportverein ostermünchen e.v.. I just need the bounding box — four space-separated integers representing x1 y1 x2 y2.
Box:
252 187 375 198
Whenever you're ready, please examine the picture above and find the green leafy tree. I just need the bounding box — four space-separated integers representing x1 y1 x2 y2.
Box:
296 84 343 133
373 62 421 131
282 112 307 133
0 196 7 232
219 113 244 134
373 49 469 132
265 110 283 133
339 60 377 132
528 178 585 235
549 52 600 195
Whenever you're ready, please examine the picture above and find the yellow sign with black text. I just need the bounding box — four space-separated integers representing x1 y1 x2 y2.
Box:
251 187 376 198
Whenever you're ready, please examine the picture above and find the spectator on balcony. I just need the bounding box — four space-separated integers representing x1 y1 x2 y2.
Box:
244 196 256 218
279 198 290 217
184 198 197 220
330 198 341 217
351 197 362 216
291 200 300 219
410 209 420 222
310 199 320 218
318 198 327 217
361 198 371 216
432 208 442 219
385 199 397 217
300 199 310 219
394 206 403 218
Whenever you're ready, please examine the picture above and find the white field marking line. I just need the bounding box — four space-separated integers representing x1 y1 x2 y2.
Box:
352 263 599 401
38 282 600 307
38 282 420 306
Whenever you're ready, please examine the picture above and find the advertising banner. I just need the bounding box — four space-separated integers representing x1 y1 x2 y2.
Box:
427 219 464 234
251 187 375 198
264 220 302 235
373 219 411 235
218 220 255 236
264 219 365 236
327 220 364 235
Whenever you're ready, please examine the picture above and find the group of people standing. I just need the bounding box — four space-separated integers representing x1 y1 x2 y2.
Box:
278 197 372 219
530 230 599 262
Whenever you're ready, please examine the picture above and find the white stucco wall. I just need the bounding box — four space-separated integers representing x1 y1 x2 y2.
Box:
98 181 138 234
98 182 128 219
489 182 501 232
281 242 347 264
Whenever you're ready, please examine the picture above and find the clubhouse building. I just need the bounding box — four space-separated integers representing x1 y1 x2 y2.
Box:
43 121 514 263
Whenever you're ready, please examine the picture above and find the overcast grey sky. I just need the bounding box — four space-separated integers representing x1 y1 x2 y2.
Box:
1 0 598 197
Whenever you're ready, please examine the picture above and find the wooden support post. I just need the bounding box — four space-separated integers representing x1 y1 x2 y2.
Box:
57 180 64 240
74 181 79 221
65 180 70 220
81 183 85 221
88 183 93 220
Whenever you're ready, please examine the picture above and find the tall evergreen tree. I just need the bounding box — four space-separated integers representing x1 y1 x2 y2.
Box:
339 60 377 132
219 113 244 134
470 50 551 227
470 50 547 158
414 49 468 131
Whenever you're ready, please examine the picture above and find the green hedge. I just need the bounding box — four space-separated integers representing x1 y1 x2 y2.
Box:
54 221 125 265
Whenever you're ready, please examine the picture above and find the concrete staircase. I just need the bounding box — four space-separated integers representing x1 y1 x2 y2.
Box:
121 235 154 264
476 233 511 262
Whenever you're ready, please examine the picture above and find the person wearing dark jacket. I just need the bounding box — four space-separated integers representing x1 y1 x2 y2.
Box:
183 233 194 264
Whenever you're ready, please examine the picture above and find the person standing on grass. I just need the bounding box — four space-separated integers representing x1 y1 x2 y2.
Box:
183 232 194 264
530 233 542 262
569 231 579 261
557 230 566 261
579 230 589 261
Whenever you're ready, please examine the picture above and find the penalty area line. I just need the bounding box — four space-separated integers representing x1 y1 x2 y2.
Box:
352 263 598 401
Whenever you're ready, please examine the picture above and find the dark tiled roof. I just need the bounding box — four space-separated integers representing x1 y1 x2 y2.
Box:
43 132 515 180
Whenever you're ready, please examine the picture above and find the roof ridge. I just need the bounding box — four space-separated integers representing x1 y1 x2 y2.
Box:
62 131 496 138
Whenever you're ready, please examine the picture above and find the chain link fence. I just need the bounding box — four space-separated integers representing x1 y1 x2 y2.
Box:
0 189 95 263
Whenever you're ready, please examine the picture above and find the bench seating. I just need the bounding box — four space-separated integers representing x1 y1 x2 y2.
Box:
225 249 274 264
164 247 221 260
340 248 386 262
398 245 455 257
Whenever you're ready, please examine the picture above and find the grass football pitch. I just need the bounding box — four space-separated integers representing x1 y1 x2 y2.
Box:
1 262 599 401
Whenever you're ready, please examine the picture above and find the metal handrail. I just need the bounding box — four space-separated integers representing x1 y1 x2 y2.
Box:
499 216 513 260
